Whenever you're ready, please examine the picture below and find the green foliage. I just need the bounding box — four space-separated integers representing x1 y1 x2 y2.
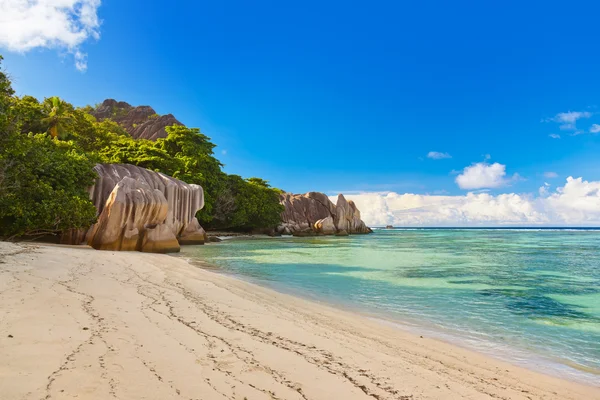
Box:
98 135 177 172
13 95 46 134
71 116 130 154
156 125 226 218
0 131 98 238
209 175 283 230
110 104 129 118
0 54 285 237
78 105 95 114
42 96 74 139
0 58 97 238
0 55 15 136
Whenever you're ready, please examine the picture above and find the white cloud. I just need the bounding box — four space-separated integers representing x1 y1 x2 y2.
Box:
544 177 600 224
544 172 558 179
553 111 591 124
455 162 519 190
427 151 451 160
559 123 576 131
545 111 592 131
336 176 600 226
0 0 102 71
221 149 227 155
549 134 561 139
591 124 600 134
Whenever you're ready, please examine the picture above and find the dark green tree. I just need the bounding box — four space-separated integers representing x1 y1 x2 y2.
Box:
0 58 98 239
13 95 46 134
0 55 15 137
0 132 98 238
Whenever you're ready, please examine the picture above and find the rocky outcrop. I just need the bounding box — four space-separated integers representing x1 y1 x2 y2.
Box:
177 218 208 245
90 164 204 239
129 114 181 141
91 99 183 140
87 177 180 253
277 192 372 236
334 194 371 234
91 99 132 119
63 163 206 253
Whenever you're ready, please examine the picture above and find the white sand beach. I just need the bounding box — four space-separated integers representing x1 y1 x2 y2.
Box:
0 242 598 400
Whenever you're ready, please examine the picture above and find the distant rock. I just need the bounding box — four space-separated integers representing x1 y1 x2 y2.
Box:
385 225 394 229
90 99 183 140
334 194 371 234
62 163 206 253
277 192 372 236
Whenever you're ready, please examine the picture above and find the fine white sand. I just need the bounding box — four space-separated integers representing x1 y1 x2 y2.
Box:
1 242 598 400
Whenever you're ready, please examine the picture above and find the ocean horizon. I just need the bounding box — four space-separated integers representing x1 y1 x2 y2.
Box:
371 226 600 230
181 229 600 386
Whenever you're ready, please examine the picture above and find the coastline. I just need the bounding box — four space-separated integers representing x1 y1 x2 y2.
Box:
1 242 599 400
180 243 600 387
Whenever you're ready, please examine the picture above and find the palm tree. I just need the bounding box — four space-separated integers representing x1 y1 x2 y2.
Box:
42 96 73 139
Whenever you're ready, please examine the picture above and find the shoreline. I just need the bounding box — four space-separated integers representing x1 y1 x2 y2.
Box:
1 242 599 399
178 248 600 387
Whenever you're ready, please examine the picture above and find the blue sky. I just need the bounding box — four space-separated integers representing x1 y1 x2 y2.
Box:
2 0 600 225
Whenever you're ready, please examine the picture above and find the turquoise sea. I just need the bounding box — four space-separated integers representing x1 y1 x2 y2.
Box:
180 229 600 385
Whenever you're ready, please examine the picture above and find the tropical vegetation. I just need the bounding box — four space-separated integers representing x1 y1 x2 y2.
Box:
0 56 283 239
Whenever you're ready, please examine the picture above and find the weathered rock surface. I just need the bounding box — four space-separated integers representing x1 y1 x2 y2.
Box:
63 163 206 253
90 163 204 239
314 216 337 235
177 218 207 246
87 177 180 253
130 114 181 141
91 99 183 140
139 223 181 254
334 194 371 234
277 192 372 236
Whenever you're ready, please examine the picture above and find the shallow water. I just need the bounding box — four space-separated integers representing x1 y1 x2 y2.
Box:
179 229 600 385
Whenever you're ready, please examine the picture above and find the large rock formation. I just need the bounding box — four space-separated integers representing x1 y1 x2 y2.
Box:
277 192 372 236
64 163 206 253
87 177 180 253
91 99 182 140
334 194 371 234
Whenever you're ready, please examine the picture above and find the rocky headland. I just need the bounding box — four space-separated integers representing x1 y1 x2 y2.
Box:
278 192 372 236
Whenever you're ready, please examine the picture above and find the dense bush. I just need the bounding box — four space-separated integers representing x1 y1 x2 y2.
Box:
0 55 283 238
0 59 97 238
0 132 98 238
209 175 283 230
